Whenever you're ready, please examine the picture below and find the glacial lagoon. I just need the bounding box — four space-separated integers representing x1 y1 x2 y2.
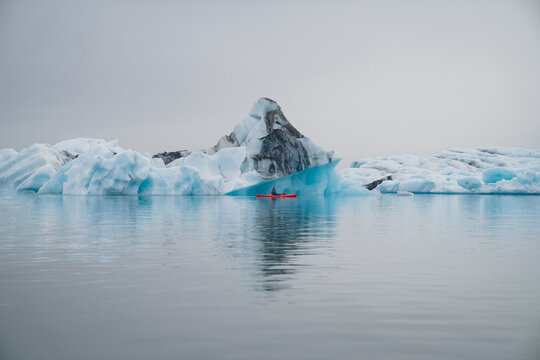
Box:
1 187 539 360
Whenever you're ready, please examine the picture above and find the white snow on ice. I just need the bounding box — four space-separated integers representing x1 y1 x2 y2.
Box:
343 147 540 194
3 141 538 195
0 99 343 195
0 98 538 196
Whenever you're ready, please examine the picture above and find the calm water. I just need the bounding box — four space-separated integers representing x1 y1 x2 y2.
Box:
1 187 539 360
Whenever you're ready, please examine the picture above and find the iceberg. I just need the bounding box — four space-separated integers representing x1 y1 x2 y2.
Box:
0 98 343 195
156 97 337 179
345 147 540 194
1 98 538 196
34 140 241 196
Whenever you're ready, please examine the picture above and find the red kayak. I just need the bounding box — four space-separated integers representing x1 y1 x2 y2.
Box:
256 194 297 198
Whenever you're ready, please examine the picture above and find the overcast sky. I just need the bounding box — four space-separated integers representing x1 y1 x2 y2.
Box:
1 0 539 165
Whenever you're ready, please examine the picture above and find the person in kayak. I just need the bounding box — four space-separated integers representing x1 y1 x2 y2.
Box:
271 186 283 195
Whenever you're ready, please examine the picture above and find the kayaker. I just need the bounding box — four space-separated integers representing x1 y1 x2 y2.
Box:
271 186 278 195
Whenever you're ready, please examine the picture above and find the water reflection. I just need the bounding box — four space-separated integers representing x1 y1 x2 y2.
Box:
0 187 343 292
248 197 337 291
2 187 540 360
2 188 539 295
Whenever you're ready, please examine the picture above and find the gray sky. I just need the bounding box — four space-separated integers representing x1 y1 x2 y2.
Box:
1 0 539 166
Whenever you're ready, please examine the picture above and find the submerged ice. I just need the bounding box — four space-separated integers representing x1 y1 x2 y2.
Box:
1 98 539 195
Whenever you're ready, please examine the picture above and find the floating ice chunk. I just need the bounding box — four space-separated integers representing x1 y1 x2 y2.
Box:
4 96 538 198
347 146 540 194
33 140 260 196
5 139 538 196
397 191 414 196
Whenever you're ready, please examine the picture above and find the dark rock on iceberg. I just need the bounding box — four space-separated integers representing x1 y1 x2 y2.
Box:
152 150 192 165
152 97 337 180
253 129 311 178
56 150 78 165
364 175 393 190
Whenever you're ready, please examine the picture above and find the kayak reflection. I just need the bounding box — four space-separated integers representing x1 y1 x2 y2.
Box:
249 197 337 292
